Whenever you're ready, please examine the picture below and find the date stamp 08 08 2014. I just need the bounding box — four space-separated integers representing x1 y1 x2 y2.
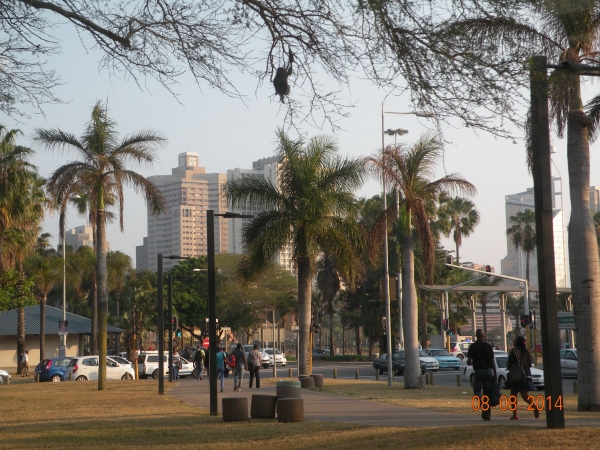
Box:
472 395 564 412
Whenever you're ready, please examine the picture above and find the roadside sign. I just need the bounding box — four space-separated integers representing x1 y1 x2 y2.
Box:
291 325 299 331
149 331 156 341
220 327 231 331
58 320 68 336
202 338 209 348
558 312 575 329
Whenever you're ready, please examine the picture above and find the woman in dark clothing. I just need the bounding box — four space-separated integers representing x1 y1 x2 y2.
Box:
506 335 539 420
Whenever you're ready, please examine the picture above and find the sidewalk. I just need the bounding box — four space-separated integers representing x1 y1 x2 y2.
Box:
169 378 597 428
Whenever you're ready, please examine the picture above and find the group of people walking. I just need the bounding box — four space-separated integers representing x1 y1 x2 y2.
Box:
468 329 540 421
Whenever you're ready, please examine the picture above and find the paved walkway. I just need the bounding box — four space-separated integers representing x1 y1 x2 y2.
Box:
169 378 598 428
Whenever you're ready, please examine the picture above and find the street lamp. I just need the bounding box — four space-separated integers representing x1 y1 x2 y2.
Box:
381 105 435 385
207 210 253 416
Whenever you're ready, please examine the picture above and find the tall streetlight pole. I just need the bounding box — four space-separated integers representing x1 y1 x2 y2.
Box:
60 195 80 355
381 106 434 385
207 210 253 416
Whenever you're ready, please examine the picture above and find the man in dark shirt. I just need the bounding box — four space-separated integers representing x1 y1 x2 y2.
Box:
467 329 496 420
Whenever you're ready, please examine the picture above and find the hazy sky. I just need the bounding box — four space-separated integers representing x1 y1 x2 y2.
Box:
4 26 597 282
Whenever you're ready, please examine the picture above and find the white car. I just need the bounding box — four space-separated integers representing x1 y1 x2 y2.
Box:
264 349 287 366
167 357 194 378
450 342 472 360
464 350 545 390
66 356 135 381
559 349 577 377
243 345 270 369
418 350 440 371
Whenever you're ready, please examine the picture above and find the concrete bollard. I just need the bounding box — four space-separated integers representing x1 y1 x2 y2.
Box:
69 372 72 381
425 373 430 385
430 372 434 385
222 397 248 422
375 371 379 381
333 369 337 379
355 369 359 380
456 375 461 387
574 381 578 394
35 374 39 383
289 369 293 378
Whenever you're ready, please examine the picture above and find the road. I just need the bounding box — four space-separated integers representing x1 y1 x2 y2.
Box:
230 361 579 394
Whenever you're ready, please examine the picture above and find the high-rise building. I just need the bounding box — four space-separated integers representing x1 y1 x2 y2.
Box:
501 175 568 287
227 156 293 273
590 186 600 213
143 152 228 272
63 225 110 252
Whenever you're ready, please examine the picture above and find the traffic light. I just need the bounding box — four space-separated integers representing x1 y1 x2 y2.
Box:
171 316 178 332
442 318 449 332
485 265 492 277
520 313 531 328
312 324 321 334
176 328 182 338
448 329 454 336
445 255 453 270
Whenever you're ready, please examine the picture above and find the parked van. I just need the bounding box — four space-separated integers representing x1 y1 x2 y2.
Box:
136 351 168 379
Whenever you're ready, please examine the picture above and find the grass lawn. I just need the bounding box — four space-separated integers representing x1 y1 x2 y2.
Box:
293 378 599 421
1 380 599 449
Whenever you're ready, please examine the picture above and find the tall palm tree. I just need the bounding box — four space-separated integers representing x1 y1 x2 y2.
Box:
506 209 536 283
34 101 167 390
224 129 367 376
437 196 480 264
367 132 475 389
450 0 600 411
317 253 342 356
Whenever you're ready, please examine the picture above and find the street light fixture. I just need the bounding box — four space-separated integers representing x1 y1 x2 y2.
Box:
381 105 435 385
207 209 253 416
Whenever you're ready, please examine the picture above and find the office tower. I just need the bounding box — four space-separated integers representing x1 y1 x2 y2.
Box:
144 152 228 272
227 156 293 272
501 175 568 287
63 224 110 252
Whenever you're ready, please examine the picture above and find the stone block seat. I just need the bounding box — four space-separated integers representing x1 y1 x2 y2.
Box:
250 394 277 419
277 398 304 423
276 380 302 400
300 376 315 389
222 397 248 422
310 374 324 387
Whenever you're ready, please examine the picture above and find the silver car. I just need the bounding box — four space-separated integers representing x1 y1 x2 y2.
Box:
559 349 577 377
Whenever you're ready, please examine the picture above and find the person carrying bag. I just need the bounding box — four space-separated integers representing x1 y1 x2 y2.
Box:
506 336 539 420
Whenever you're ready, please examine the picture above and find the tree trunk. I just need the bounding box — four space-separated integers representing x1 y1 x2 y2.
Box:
92 223 98 355
455 239 460 265
97 205 108 390
297 255 312 376
329 309 334 356
355 325 361 356
39 295 46 361
481 300 488 338
17 307 25 375
403 234 423 388
567 108 600 411
525 251 530 283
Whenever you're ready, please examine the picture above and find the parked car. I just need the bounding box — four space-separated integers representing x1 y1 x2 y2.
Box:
559 349 578 377
166 357 194 378
464 350 545 390
0 369 11 385
243 345 270 369
66 356 135 381
34 358 74 382
424 348 462 370
136 351 168 379
312 348 331 356
264 348 287 366
108 356 131 366
372 352 427 376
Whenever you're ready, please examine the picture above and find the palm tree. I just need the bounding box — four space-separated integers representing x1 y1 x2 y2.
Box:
437 196 480 264
450 0 600 411
107 251 132 319
224 129 367 376
23 252 62 360
34 100 167 390
367 132 475 389
317 254 342 356
506 209 536 283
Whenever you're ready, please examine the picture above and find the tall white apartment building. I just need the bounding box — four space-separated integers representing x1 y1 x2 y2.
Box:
501 175 569 288
227 156 293 273
141 152 228 271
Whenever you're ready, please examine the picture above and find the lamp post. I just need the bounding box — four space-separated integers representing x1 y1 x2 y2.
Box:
207 210 253 416
381 105 434 386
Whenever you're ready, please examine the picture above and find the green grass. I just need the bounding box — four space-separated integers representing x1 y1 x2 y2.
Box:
1 380 599 449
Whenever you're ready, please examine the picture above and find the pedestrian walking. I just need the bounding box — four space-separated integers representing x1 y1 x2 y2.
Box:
230 343 248 391
506 336 540 420
21 350 29 377
193 347 205 380
172 347 181 381
248 344 261 388
215 347 227 392
466 329 496 421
